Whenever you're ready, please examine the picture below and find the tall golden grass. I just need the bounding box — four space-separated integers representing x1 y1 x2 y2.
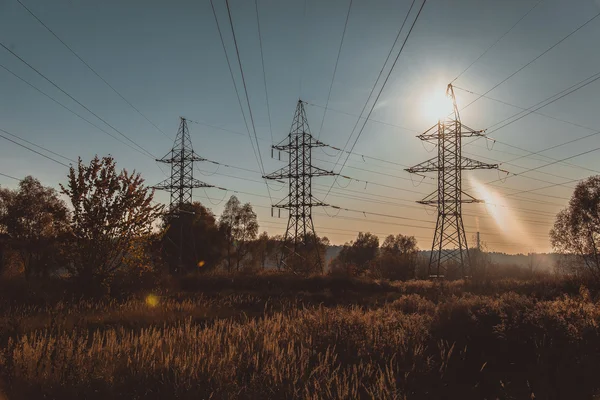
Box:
1 279 599 399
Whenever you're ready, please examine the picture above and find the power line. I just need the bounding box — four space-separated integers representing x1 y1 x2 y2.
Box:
308 101 418 134
207 0 257 170
451 0 543 83
298 0 308 98
0 126 75 163
0 62 156 158
254 0 274 144
209 0 272 203
0 128 70 167
466 145 600 194
324 0 420 189
316 0 353 139
14 0 171 140
324 0 427 201
0 42 155 158
459 11 600 113
222 0 273 203
0 172 21 181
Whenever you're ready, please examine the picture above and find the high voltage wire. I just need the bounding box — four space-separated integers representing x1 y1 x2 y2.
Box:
209 0 261 174
316 0 353 139
459 11 600 113
462 150 577 195
324 0 421 194
254 0 274 145
0 172 21 181
0 130 70 168
193 191 550 245
324 0 427 201
190 186 552 240
298 0 308 98
458 71 600 174
464 145 600 196
308 102 418 134
451 0 544 84
14 0 171 141
221 0 273 203
0 62 157 158
0 42 155 159
463 150 577 188
455 78 600 136
191 160 560 226
192 145 564 216
0 127 76 163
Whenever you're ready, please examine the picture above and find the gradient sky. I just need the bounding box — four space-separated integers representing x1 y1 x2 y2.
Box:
1 0 600 254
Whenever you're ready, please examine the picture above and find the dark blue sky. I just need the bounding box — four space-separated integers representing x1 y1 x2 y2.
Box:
1 0 599 252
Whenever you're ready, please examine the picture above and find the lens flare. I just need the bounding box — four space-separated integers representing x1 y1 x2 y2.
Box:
469 177 532 248
145 294 159 308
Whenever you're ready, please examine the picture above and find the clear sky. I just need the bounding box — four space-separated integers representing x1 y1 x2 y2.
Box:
1 0 600 254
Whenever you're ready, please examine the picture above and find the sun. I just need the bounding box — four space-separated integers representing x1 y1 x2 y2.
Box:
420 89 454 122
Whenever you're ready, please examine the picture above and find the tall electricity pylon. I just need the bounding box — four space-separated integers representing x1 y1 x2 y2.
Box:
264 100 335 273
153 117 212 272
406 84 497 278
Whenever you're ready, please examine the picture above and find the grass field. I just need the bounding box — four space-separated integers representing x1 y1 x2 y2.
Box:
1 274 599 399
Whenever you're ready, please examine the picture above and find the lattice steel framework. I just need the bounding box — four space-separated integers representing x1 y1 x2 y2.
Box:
153 117 212 271
406 84 497 278
154 117 212 209
264 100 335 273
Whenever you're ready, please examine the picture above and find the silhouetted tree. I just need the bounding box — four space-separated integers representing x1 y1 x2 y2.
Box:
330 232 379 276
550 176 600 280
373 234 418 280
251 231 271 269
161 202 224 274
60 156 163 289
219 196 258 271
0 176 70 279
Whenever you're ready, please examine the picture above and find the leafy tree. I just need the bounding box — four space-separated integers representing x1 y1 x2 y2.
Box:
251 231 271 269
161 202 224 274
0 176 70 279
219 196 258 271
550 176 600 280
60 156 163 288
374 234 418 280
331 232 379 276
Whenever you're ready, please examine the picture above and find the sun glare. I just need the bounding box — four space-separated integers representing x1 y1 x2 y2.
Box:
469 177 533 249
420 90 454 122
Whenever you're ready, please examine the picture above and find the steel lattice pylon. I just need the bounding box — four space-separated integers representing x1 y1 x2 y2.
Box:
154 117 212 209
264 100 335 273
153 117 212 271
406 84 497 278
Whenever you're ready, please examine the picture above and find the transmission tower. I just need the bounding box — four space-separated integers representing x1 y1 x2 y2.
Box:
153 117 212 272
264 100 335 273
406 84 497 278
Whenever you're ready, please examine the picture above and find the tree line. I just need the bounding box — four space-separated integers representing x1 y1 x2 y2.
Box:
1 155 600 289
0 155 419 290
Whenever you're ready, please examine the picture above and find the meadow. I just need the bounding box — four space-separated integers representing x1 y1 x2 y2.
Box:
1 274 599 399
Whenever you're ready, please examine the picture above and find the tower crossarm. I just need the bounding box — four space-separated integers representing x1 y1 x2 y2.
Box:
416 190 437 205
460 157 498 170
405 157 438 173
263 166 290 180
156 154 206 164
459 125 487 137
416 124 439 142
309 166 336 177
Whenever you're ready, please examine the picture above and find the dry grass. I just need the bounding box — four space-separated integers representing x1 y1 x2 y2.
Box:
1 276 599 399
